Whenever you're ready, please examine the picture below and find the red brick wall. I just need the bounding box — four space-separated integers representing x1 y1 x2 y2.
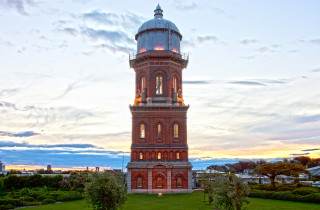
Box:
152 170 167 189
131 171 148 189
171 170 188 189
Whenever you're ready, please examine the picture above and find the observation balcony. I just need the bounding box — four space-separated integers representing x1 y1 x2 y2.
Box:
129 50 189 68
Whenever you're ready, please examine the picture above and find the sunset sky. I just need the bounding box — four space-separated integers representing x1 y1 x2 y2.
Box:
0 0 320 171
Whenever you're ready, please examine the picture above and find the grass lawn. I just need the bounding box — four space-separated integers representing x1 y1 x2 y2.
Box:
28 191 320 210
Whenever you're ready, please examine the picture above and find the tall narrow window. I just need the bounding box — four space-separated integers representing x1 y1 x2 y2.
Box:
157 177 162 187
139 152 143 160
176 152 180 160
177 177 182 187
137 177 142 188
140 124 145 138
141 76 146 91
173 76 177 93
156 75 163 95
157 152 162 160
157 124 161 139
174 123 179 138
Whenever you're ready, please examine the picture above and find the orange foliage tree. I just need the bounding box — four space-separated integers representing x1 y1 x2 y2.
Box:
254 162 307 187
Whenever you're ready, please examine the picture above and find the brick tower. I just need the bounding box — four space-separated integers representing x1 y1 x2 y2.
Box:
126 4 193 194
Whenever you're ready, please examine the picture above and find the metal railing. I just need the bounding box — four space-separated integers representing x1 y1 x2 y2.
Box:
129 50 189 61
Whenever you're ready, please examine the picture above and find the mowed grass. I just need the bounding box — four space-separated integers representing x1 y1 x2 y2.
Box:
28 191 320 210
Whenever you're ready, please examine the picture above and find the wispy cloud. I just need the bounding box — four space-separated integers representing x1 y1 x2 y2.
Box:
0 131 39 137
0 0 36 16
240 39 258 45
230 81 266 86
301 148 320 152
294 114 320 123
290 153 310 156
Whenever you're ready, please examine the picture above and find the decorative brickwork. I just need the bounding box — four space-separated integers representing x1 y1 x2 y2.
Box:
126 5 192 194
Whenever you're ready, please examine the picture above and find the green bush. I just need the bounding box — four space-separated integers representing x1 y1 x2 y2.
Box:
19 188 30 196
23 196 35 202
292 187 319 195
29 191 42 199
56 191 83 201
23 201 39 206
305 193 320 203
36 194 49 202
41 198 56 205
0 198 20 207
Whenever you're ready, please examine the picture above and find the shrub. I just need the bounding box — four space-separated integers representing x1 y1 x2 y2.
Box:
19 188 30 196
36 194 49 202
23 196 35 202
29 191 42 199
292 187 319 195
57 191 83 201
305 193 320 203
23 201 39 206
41 198 56 205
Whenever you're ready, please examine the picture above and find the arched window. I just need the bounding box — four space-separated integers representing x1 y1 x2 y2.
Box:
173 76 177 93
177 177 182 187
157 152 162 160
157 177 162 187
137 177 142 188
176 152 180 160
156 75 163 95
141 76 146 91
174 123 179 138
157 124 161 139
139 152 143 160
140 124 145 138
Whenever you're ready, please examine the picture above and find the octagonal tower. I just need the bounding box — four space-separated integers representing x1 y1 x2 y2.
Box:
126 4 193 194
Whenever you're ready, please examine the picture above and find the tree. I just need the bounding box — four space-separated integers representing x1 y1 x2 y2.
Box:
85 172 127 210
254 162 307 187
293 156 311 166
206 173 250 210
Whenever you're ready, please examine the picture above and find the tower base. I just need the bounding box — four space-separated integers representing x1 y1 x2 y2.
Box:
126 161 193 194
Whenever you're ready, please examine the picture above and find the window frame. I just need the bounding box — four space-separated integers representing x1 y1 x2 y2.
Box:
157 177 162 187
174 123 179 139
137 177 142 188
155 75 163 95
140 123 145 139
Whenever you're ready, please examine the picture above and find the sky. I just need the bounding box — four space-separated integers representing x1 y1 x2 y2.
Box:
0 0 320 171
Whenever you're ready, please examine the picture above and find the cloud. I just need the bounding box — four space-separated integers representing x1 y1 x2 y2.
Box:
0 88 19 96
300 39 320 45
197 35 218 44
0 131 39 137
183 80 210 84
312 68 320 73
0 0 35 15
290 153 310 156
0 101 16 109
95 43 134 54
230 81 265 86
294 114 320 123
301 148 320 152
57 28 78 36
82 10 145 31
256 45 281 53
240 39 258 45
173 0 198 11
81 27 133 44
0 141 100 149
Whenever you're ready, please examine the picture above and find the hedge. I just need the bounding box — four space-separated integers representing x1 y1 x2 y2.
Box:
249 189 320 203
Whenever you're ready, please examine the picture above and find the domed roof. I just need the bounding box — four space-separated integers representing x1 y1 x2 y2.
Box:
136 4 181 38
138 18 180 34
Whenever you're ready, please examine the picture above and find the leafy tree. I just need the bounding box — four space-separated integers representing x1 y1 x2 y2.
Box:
205 173 250 210
293 156 311 166
254 162 307 187
85 172 127 210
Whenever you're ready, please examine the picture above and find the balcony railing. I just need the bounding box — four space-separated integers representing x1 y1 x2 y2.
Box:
129 50 189 62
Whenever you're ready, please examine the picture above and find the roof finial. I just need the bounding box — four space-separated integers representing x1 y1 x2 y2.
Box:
154 4 163 19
